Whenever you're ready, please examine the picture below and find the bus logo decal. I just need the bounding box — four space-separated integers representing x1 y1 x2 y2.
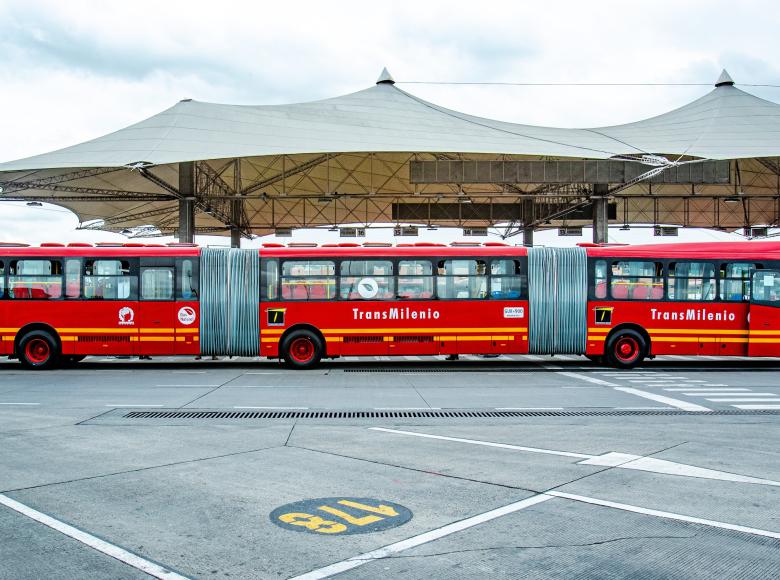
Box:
357 278 379 300
178 307 197 326
267 308 286 326
594 307 613 325
118 307 135 326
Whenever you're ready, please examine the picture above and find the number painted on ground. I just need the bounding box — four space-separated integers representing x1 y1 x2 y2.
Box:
270 497 412 535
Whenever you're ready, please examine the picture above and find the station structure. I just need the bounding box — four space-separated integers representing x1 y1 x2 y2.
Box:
0 69 779 246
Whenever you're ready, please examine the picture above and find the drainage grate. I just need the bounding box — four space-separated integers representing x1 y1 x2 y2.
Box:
122 409 780 420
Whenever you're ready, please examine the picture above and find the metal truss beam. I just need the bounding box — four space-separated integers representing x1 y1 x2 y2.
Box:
242 154 330 195
0 167 124 193
0 183 176 199
79 206 177 229
0 194 173 202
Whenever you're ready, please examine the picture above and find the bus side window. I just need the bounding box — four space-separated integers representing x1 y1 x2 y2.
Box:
84 260 134 300
437 259 488 299
180 259 198 300
340 260 394 300
141 268 174 300
490 259 523 299
593 260 607 299
261 259 279 300
610 261 663 300
280 260 335 300
753 271 780 302
0 260 4 298
668 262 715 301
720 263 757 301
8 259 63 300
65 259 80 299
397 260 434 299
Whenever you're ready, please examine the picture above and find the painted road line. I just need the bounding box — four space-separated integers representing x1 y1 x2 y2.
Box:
233 406 309 409
369 428 592 459
683 392 778 397
0 494 190 580
0 402 40 406
733 404 780 409
105 404 164 407
290 494 555 580
555 372 618 386
496 407 565 410
706 398 780 403
547 492 780 540
616 407 674 410
664 388 749 392
613 387 712 412
154 384 222 387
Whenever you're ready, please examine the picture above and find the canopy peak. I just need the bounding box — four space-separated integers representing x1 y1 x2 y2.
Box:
376 67 395 85
715 69 734 87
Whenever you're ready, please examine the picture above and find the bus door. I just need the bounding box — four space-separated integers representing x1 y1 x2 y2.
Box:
748 270 780 357
175 257 200 355
138 260 177 356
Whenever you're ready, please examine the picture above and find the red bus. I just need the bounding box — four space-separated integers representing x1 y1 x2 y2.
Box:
1 240 779 370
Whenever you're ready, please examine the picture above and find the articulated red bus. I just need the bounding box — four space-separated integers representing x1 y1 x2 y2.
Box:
1 240 779 370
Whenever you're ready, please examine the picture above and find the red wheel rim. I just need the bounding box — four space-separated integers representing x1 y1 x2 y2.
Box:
290 337 315 363
614 336 639 363
25 339 51 364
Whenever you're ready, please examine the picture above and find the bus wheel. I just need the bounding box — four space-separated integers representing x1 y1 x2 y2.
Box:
606 330 646 369
18 331 60 370
281 330 323 369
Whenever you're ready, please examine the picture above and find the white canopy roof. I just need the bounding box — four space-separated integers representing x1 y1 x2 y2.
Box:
2 69 779 171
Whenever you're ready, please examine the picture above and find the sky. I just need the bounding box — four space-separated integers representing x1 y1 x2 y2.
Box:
1 0 778 245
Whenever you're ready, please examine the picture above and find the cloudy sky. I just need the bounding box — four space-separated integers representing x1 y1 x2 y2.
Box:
1 0 778 244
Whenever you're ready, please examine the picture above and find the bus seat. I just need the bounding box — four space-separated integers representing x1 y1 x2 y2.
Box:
651 285 664 299
13 287 30 299
309 285 327 299
611 284 629 299
631 285 650 300
30 286 47 299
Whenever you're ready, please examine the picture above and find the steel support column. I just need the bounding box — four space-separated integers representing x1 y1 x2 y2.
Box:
178 161 196 243
522 197 534 247
231 159 242 248
592 184 609 244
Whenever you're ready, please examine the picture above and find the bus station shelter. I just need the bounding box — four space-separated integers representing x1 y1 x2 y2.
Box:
1 69 779 246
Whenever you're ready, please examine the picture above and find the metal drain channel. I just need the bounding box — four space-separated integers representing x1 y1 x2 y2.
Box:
123 409 780 420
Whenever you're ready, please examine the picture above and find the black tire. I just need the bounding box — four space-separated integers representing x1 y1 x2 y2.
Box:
605 329 647 370
18 330 60 370
281 329 324 370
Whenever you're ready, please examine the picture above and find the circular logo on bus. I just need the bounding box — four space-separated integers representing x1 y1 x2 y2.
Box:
178 306 197 325
118 307 135 326
357 278 379 299
270 497 412 536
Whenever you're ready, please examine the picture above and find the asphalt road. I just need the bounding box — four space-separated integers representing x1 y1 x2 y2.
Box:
1 354 778 579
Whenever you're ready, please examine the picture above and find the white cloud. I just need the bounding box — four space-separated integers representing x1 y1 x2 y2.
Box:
1 0 778 243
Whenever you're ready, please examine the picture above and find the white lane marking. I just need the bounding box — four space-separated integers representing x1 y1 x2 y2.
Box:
369 428 592 459
154 384 222 387
0 402 40 406
561 386 601 389
233 406 309 409
627 379 675 383
616 407 673 410
685 392 778 397
0 494 190 579
613 387 711 412
733 404 780 409
706 398 780 403
105 404 164 408
290 494 555 580
547 492 780 540
578 453 780 486
664 388 749 392
496 407 564 410
555 372 618 386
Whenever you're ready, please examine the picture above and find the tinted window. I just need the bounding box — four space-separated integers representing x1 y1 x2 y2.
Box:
397 260 434 300
261 259 279 300
720 262 757 301
340 260 394 300
0 260 4 298
437 259 488 299
668 262 715 301
84 260 134 300
490 259 523 299
281 260 336 300
610 261 663 300
753 271 780 303
65 259 80 299
180 259 198 300
594 260 607 299
8 260 62 300
141 268 174 300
